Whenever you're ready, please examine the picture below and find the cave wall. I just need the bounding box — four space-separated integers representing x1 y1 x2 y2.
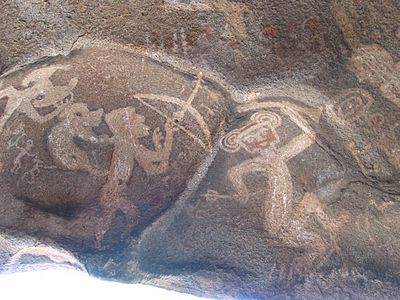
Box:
0 0 400 299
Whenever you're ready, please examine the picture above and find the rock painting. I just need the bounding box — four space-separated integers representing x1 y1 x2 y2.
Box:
325 88 400 189
4 120 54 183
350 44 400 109
218 101 339 277
325 88 373 126
135 72 212 152
0 48 230 250
95 107 178 245
0 65 78 133
164 0 249 43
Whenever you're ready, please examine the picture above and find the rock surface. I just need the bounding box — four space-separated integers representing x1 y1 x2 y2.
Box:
0 48 231 249
0 0 399 299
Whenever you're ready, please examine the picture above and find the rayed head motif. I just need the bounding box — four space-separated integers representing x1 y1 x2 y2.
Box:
326 88 374 126
220 111 282 154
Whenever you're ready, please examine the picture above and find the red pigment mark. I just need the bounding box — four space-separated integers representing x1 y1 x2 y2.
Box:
298 174 310 188
228 39 241 49
254 131 276 148
263 26 278 38
370 114 384 127
305 18 318 29
199 26 213 38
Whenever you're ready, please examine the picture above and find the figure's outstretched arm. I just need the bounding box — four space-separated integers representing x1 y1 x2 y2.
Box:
136 119 177 175
228 157 269 204
159 119 176 159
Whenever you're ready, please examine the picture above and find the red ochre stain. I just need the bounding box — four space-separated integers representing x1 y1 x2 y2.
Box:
263 26 279 38
299 174 310 188
305 18 319 29
254 130 276 148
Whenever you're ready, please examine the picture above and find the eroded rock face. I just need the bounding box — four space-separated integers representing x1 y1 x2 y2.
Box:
0 48 231 249
136 94 400 298
137 98 342 296
0 0 400 299
0 0 348 86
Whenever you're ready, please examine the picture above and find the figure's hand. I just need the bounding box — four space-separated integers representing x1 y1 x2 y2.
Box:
165 118 179 133
233 192 250 205
152 127 163 150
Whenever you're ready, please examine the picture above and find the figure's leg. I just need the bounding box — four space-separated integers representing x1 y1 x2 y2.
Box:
95 186 138 248
262 153 294 240
94 208 115 248
280 193 331 277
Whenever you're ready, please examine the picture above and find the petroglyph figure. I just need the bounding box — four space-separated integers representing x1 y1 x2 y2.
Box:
4 121 54 183
351 44 400 108
95 107 178 246
11 139 35 174
0 65 78 133
135 72 212 152
6 121 27 150
48 103 109 177
327 88 400 180
220 103 337 277
325 88 374 126
20 156 55 184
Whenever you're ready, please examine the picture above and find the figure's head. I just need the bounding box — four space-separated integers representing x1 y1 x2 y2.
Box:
59 103 104 128
351 44 395 86
21 65 78 108
105 107 150 138
220 111 281 153
328 88 373 125
25 139 34 150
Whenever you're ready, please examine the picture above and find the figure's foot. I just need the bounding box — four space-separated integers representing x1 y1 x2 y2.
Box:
120 204 139 234
94 211 114 249
94 201 138 249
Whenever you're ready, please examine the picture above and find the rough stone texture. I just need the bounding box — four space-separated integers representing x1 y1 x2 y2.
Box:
0 0 400 299
0 48 231 249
